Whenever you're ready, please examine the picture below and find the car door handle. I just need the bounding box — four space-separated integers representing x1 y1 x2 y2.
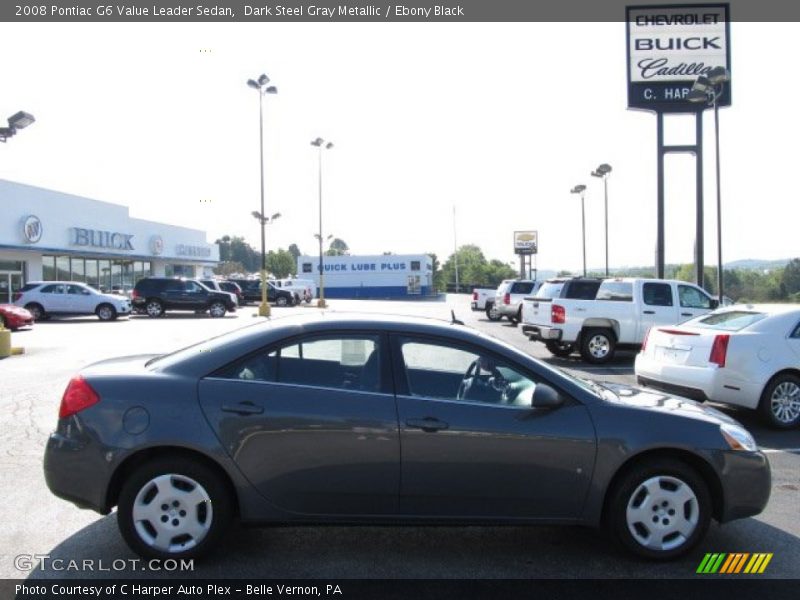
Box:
643 310 655 314
221 401 264 415
406 417 449 432
681 312 693 317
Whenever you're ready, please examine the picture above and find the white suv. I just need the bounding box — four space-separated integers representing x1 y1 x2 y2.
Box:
493 279 539 325
15 281 132 321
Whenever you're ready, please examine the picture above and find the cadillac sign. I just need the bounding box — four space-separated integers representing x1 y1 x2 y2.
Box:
627 3 731 112
514 231 538 255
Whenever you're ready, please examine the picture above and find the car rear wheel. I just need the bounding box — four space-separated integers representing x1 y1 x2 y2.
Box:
117 457 233 560
208 302 226 318
545 340 575 358
96 303 117 321
145 300 164 318
606 459 710 559
24 303 45 321
760 373 800 429
485 302 501 321
580 328 616 364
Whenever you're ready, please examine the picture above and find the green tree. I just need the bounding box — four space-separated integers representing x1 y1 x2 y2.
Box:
326 238 349 256
781 258 800 295
213 261 246 277
288 243 302 260
266 249 296 279
215 236 260 272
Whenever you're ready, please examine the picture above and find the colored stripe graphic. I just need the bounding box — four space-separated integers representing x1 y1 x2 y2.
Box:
698 552 772 574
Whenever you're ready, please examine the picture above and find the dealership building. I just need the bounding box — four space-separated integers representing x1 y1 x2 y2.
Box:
297 254 434 299
0 180 219 303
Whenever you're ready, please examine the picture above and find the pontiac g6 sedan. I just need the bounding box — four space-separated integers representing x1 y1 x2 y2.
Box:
44 313 770 561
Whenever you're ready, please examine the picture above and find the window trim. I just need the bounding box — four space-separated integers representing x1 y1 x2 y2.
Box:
388 332 570 408
206 330 392 395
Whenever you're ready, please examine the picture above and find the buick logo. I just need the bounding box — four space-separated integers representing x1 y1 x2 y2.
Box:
22 215 43 243
150 235 164 255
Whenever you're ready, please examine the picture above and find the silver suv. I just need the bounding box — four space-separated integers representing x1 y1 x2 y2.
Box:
15 281 132 321
492 279 539 325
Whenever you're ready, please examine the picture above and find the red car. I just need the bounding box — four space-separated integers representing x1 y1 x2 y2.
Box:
0 304 34 330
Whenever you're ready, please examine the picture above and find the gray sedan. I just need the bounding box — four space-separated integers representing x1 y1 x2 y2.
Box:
44 313 770 561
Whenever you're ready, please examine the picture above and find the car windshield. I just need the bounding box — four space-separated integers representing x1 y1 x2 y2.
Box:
690 310 767 331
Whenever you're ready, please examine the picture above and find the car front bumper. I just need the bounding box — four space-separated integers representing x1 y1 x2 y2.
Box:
716 449 771 522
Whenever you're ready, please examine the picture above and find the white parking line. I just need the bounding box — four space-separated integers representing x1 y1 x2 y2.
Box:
761 448 800 454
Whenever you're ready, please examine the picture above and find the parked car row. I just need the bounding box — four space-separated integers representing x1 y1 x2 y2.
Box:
472 277 800 429
11 276 308 323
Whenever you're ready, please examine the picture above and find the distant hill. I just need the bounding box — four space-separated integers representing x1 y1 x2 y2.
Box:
724 258 791 271
539 259 793 277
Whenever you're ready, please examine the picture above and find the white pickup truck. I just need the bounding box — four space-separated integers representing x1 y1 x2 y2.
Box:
273 278 316 304
471 288 496 311
521 278 719 363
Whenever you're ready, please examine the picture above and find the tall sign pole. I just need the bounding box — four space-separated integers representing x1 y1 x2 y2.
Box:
627 4 731 284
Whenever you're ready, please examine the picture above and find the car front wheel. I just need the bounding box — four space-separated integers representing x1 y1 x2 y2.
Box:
276 296 288 307
760 373 800 429
117 457 232 560
96 303 117 321
606 459 711 559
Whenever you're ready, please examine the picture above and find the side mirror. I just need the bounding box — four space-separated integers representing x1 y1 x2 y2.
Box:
710 299 719 309
532 384 564 409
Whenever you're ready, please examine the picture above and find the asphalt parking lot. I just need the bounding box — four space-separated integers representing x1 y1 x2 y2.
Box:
0 295 797 580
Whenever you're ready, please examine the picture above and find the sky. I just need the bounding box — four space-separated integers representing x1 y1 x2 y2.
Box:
1 21 798 273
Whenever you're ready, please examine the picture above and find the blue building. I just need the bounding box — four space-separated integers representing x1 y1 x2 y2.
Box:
296 254 434 299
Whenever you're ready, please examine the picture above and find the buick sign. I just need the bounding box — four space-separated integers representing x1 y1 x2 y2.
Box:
22 215 43 244
627 3 731 112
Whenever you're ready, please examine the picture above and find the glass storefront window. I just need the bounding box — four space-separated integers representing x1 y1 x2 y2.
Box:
56 256 70 280
42 256 56 280
71 257 85 282
0 261 23 271
99 260 111 292
85 260 99 289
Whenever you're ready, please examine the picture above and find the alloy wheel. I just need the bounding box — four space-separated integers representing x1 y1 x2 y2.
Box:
770 381 800 424
131 474 213 554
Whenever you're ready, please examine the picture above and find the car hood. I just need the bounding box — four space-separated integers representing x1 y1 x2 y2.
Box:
600 382 741 426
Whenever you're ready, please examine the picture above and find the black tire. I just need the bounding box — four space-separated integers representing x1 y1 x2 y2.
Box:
96 303 117 321
276 295 288 307
117 457 233 561
208 301 227 318
759 373 800 429
580 328 616 364
24 303 45 321
605 458 711 560
145 299 164 318
485 302 502 322
545 340 575 358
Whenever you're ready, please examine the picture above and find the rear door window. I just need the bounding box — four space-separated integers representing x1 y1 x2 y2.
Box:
643 282 673 306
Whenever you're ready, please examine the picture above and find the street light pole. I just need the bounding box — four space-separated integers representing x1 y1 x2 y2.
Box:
311 137 334 308
591 163 613 277
571 185 587 276
247 74 278 317
689 66 729 304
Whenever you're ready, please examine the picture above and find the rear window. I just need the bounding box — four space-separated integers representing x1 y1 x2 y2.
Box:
535 282 564 299
564 280 601 300
511 282 535 294
693 311 767 331
20 283 40 292
596 281 633 302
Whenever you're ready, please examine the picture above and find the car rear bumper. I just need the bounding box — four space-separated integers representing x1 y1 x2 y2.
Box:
635 355 762 409
44 430 112 514
522 324 562 341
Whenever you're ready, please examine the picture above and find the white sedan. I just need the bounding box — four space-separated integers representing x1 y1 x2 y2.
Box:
635 304 800 429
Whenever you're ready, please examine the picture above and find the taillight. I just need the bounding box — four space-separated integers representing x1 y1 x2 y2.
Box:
132 289 140 299
709 334 730 368
472 291 478 301
551 304 566 324
641 327 651 352
59 376 100 419
503 293 511 305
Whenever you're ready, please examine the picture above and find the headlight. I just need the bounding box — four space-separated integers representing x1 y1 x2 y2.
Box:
720 423 758 452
